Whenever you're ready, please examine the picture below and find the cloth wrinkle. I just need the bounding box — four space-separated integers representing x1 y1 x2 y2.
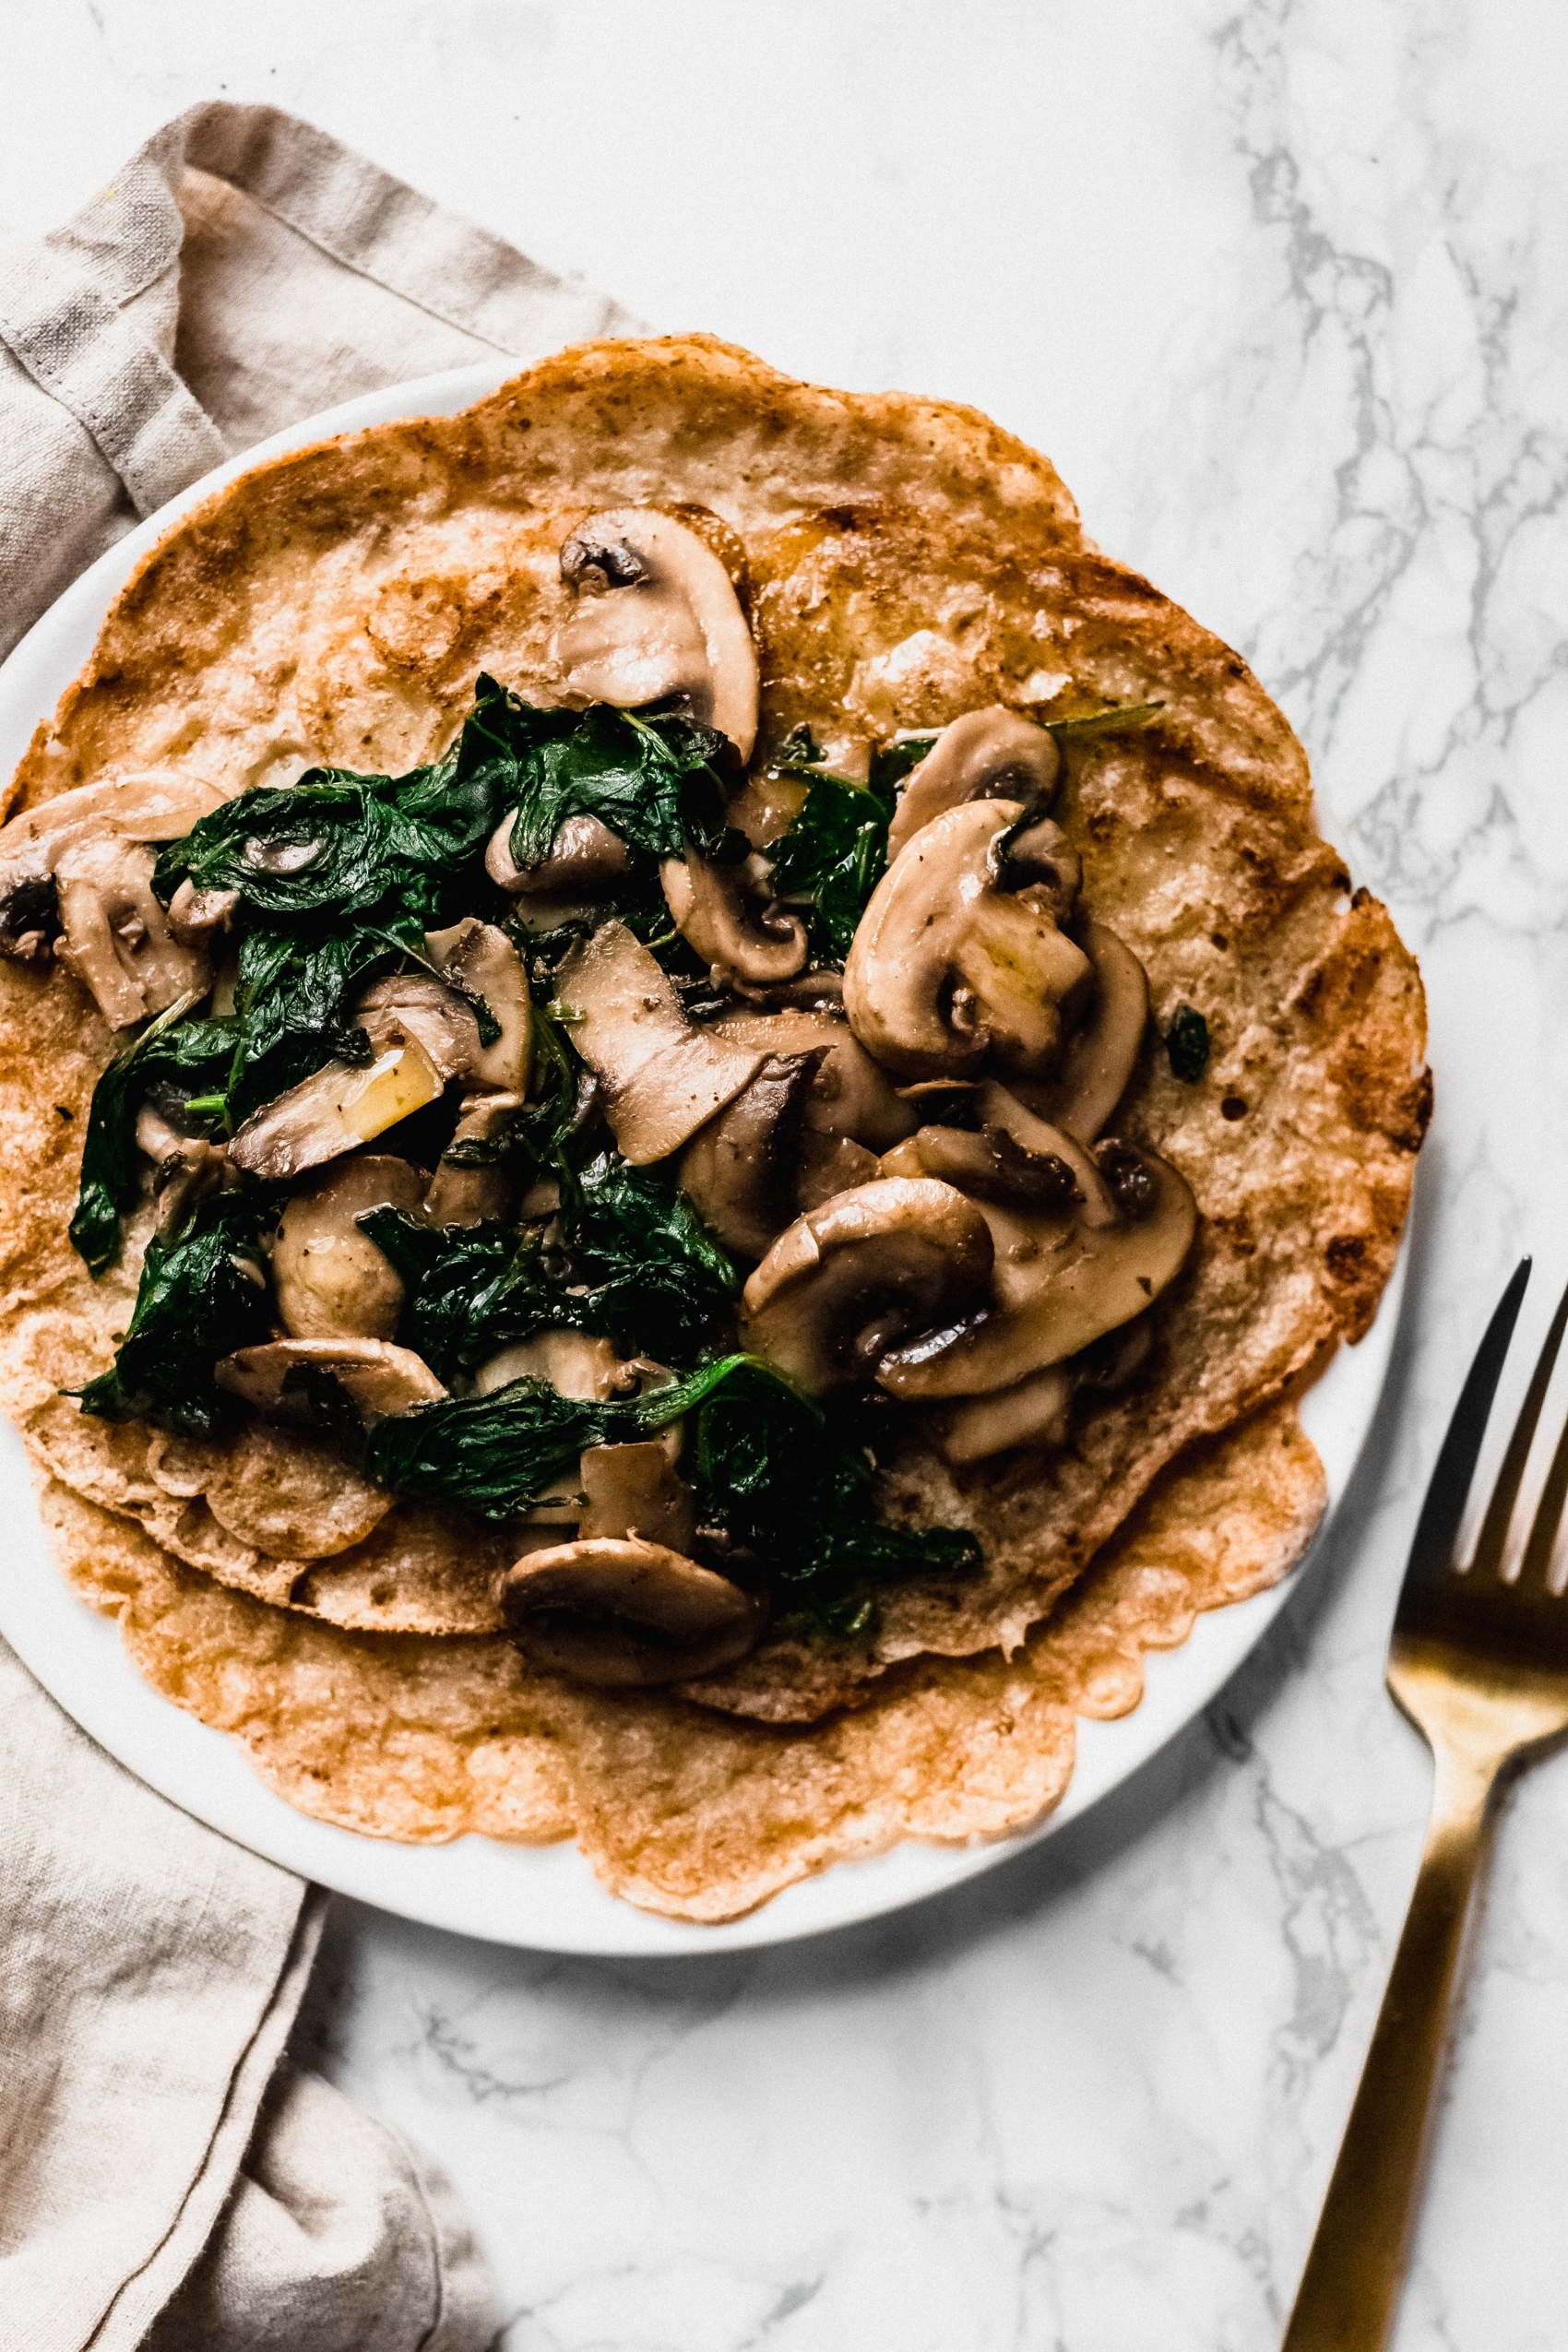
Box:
0 92 638 2350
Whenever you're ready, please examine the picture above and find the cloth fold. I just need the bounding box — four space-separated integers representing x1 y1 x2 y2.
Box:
0 98 642 2350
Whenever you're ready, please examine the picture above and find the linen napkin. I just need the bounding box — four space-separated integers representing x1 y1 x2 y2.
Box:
0 100 641 2350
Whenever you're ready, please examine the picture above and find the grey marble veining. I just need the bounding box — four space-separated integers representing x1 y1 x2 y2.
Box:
4 2 1567 2344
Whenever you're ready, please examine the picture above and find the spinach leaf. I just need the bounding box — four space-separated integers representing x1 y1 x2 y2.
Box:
358 1148 737 1380
768 769 897 964
361 1354 740 1520
690 1364 980 1633
1165 1003 1210 1082
69 1007 237 1275
73 1191 273 1435
500 698 735 870
355 1211 556 1386
1043 698 1163 742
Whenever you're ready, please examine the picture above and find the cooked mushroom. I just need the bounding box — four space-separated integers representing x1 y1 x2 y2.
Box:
792 1131 883 1213
0 770 229 963
215 1336 447 1422
882 1122 1083 1214
577 1441 697 1551
707 1009 920 1151
876 1140 1195 1401
423 1092 524 1226
229 1033 445 1180
272 1155 426 1339
166 878 241 941
351 971 481 1082
485 809 633 902
885 708 1061 862
678 1051 819 1259
134 1103 232 1239
423 918 533 1092
553 921 765 1163
472 1328 627 1402
741 1176 993 1394
53 836 214 1029
500 1537 765 1686
843 800 1092 1081
922 1363 1076 1466
659 849 807 986
1010 921 1150 1141
992 815 1082 924
553 508 759 758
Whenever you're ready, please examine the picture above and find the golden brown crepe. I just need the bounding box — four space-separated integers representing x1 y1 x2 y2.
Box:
0 336 1427 1915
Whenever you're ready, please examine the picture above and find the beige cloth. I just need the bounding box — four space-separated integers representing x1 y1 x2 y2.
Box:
0 97 639 660
0 100 642 2350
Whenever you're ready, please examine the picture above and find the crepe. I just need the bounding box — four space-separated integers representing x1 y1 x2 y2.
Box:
0 336 1426 1912
35 1396 1325 1922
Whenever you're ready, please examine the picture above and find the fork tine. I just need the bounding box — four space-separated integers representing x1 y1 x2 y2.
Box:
1469 1273 1568 1584
1515 1379 1568 1594
1400 1259 1531 1603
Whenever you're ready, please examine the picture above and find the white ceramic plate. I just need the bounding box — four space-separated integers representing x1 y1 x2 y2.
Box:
0 364 1407 1955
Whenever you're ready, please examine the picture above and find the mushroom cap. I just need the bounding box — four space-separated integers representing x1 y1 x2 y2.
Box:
553 506 760 759
484 809 632 897
741 1175 994 1394
215 1336 447 1422
876 1144 1196 1400
843 799 1091 1083
1007 920 1150 1142
659 852 808 986
708 1010 920 1151
53 836 213 1029
678 1051 820 1261
423 917 533 1094
885 707 1060 863
554 920 765 1163
273 1154 426 1340
500 1538 766 1686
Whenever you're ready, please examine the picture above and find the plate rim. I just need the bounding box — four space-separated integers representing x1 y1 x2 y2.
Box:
0 361 1409 1956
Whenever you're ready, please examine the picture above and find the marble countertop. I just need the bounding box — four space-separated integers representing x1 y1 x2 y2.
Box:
5 3 1567 2344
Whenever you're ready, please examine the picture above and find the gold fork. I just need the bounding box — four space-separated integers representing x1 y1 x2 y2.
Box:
1283 1259 1568 2350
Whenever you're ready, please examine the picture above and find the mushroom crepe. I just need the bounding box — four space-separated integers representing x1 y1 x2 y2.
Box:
0 338 1427 1913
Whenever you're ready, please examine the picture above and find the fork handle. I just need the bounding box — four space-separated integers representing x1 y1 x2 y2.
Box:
1281 1742 1503 2350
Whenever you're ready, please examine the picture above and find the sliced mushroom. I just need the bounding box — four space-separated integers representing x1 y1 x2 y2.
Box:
485 809 633 901
885 708 1061 862
352 971 481 1082
215 1336 447 1422
885 1122 1084 1214
553 508 759 758
472 1329 626 1402
53 837 213 1028
166 878 241 942
875 1141 1196 1401
659 849 807 987
139 1121 232 1239
272 1155 426 1339
677 1052 819 1259
423 1092 524 1226
922 1363 1076 1466
553 921 765 1164
741 1176 994 1395
1008 921 1149 1141
577 1441 697 1551
792 1131 883 1213
708 1009 920 1152
423 918 533 1093
993 815 1082 925
843 801 1092 1082
229 1034 445 1181
500 1537 765 1686
0 771 229 962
